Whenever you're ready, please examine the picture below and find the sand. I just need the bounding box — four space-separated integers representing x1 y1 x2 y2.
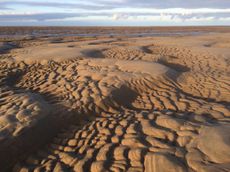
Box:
0 27 229 172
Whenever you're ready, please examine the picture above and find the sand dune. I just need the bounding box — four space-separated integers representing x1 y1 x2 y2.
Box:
0 29 230 172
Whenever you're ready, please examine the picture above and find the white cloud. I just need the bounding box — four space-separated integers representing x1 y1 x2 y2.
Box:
112 13 129 20
0 0 230 25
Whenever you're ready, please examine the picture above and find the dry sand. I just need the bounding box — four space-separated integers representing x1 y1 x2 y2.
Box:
0 27 230 172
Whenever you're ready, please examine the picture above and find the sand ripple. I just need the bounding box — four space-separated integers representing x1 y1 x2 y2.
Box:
0 33 229 171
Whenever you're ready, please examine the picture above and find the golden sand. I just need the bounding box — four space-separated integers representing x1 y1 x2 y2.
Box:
0 29 229 171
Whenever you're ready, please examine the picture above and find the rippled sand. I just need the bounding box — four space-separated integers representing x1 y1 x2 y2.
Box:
0 28 230 172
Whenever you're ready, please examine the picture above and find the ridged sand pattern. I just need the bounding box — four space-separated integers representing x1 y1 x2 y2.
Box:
0 31 229 172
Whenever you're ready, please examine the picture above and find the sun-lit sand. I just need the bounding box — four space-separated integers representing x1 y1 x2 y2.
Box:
0 27 229 172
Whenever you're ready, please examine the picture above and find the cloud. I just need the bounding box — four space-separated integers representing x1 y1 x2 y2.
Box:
0 1 116 10
112 13 129 20
1 0 230 10
0 13 80 22
0 0 230 25
110 11 230 21
0 10 230 23
99 0 230 9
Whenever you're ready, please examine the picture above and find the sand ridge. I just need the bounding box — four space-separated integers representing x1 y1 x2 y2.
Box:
0 31 230 171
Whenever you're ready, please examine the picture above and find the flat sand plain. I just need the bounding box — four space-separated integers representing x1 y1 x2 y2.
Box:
0 27 230 172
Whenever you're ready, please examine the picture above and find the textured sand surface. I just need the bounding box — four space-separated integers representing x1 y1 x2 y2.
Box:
0 30 230 172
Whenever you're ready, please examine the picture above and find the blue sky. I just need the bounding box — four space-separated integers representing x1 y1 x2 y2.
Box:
0 0 230 26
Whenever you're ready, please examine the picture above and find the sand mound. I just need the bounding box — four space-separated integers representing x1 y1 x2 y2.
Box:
11 43 82 62
87 58 177 79
116 60 178 78
0 92 50 138
198 124 230 163
10 41 110 64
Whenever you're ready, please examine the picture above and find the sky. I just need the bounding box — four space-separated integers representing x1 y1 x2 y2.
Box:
0 0 230 26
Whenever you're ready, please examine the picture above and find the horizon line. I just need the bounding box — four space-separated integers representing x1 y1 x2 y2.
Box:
0 25 230 27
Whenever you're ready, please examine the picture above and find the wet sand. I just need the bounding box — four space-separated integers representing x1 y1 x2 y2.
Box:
0 27 230 172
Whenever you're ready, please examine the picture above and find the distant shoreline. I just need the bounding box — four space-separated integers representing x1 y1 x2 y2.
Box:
0 26 230 40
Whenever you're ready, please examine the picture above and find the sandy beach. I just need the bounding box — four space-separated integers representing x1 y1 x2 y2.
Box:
0 27 229 172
